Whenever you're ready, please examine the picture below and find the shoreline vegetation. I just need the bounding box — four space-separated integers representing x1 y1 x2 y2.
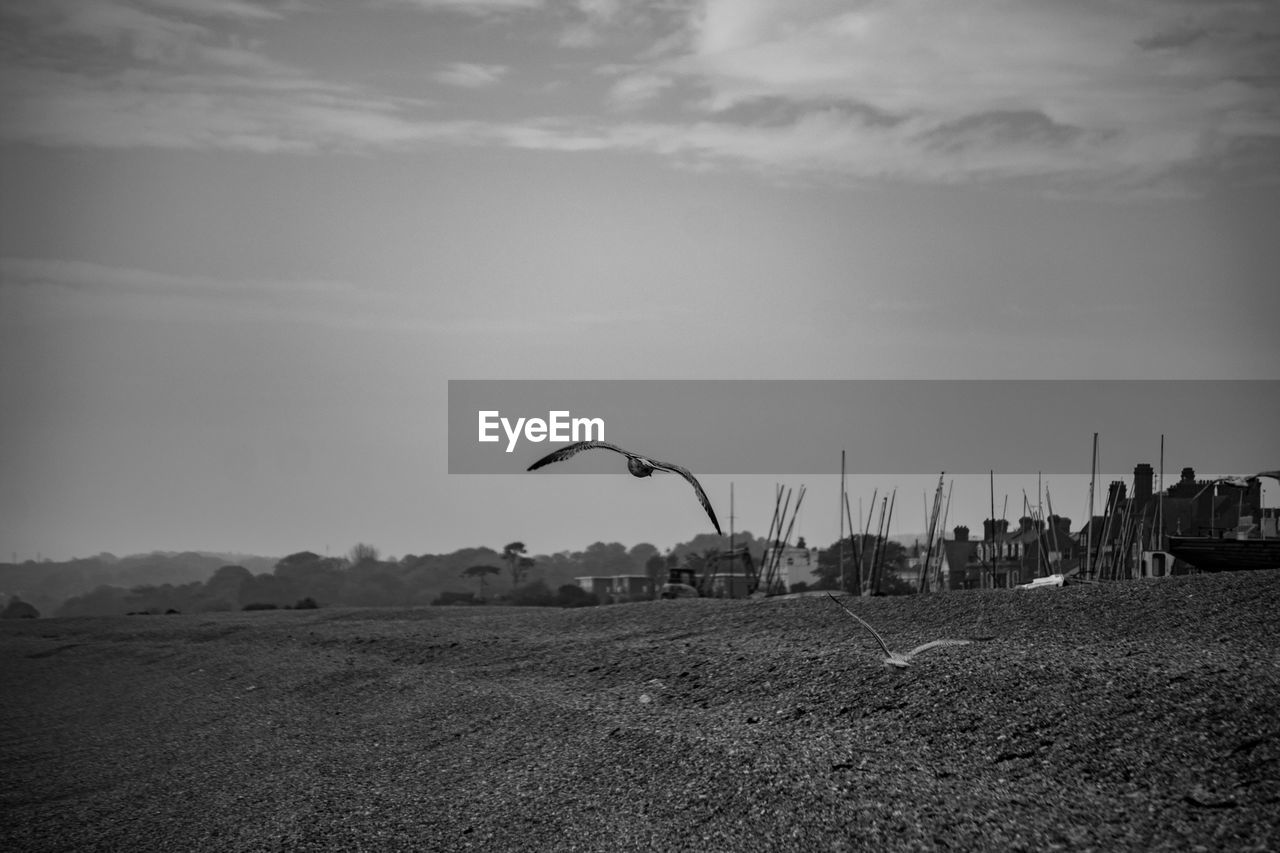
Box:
3 568 1278 851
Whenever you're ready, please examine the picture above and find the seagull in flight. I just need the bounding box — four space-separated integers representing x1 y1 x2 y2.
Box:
527 440 722 535
826 594 970 668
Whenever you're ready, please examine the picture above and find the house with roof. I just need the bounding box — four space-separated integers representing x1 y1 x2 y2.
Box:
574 574 654 603
933 512 1080 590
1075 463 1269 578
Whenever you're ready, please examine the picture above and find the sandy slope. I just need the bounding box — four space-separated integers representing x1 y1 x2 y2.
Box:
2 570 1278 852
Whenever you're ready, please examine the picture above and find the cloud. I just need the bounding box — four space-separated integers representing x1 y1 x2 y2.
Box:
666 0 1280 187
0 256 629 335
0 256 362 300
0 0 457 153
2 0 1277 192
389 0 544 15
433 62 508 88
607 72 674 110
0 64 455 152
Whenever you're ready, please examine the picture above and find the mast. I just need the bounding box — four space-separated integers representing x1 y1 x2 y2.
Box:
838 449 846 593
1086 432 1098 580
859 489 877 596
1046 485 1061 572
1157 434 1165 553
844 491 860 596
989 469 996 589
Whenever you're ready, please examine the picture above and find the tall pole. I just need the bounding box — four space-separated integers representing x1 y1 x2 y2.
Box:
1086 432 1098 580
844 491 860 596
729 481 735 554
1158 434 1165 554
859 490 876 596
881 489 896 594
839 450 846 593
989 469 996 589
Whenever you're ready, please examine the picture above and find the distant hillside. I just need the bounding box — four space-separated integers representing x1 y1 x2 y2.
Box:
0 551 279 617
0 530 816 618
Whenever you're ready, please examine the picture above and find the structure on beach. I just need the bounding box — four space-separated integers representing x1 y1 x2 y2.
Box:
937 463 1275 586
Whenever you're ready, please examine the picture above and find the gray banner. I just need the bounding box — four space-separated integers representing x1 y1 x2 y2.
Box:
448 380 1278 475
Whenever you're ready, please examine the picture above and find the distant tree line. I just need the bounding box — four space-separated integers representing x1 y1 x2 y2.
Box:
6 529 918 618
37 535 756 617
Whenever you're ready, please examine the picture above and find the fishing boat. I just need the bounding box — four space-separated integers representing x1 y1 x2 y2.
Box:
1166 535 1280 572
1167 470 1280 572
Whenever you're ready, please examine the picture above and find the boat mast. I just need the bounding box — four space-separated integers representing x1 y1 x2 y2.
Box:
1157 435 1164 554
838 449 845 593
989 469 996 589
1090 432 1100 578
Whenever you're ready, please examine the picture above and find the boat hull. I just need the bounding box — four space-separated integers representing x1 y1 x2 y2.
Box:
1167 536 1280 572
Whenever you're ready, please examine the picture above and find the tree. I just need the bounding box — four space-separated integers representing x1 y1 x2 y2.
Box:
645 554 668 596
205 565 252 603
556 584 598 608
579 541 633 575
349 542 380 565
813 536 908 593
1 596 39 619
273 551 346 605
342 560 406 606
462 564 501 599
629 542 660 570
508 579 554 607
238 573 289 608
502 542 529 588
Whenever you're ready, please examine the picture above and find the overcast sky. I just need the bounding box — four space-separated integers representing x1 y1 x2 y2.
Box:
2 0 1278 562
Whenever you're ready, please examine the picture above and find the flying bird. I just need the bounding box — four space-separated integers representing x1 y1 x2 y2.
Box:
826 594 970 668
527 440 722 535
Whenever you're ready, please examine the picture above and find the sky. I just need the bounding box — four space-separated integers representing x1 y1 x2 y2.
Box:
1 0 1278 563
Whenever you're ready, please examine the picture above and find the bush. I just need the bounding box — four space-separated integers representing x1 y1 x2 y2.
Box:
431 590 478 606
243 602 279 611
1 599 39 619
294 597 319 610
508 580 554 607
555 584 599 608
878 574 917 596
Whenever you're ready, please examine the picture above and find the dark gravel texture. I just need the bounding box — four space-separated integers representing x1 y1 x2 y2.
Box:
3 569 1279 852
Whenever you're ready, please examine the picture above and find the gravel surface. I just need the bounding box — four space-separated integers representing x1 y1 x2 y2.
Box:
3 570 1279 852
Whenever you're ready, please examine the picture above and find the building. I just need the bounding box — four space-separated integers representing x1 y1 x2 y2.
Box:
758 544 814 593
574 574 654 603
670 547 761 598
937 515 1077 590
1077 464 1269 578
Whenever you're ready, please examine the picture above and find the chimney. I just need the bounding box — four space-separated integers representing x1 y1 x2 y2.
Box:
997 519 1009 536
1134 463 1153 507
1019 516 1034 532
954 525 969 542
1107 480 1127 510
1181 467 1196 483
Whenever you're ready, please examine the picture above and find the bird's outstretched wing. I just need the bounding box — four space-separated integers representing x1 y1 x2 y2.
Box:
826 594 894 658
526 440 631 471
526 441 723 535
903 639 971 660
647 458 722 535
